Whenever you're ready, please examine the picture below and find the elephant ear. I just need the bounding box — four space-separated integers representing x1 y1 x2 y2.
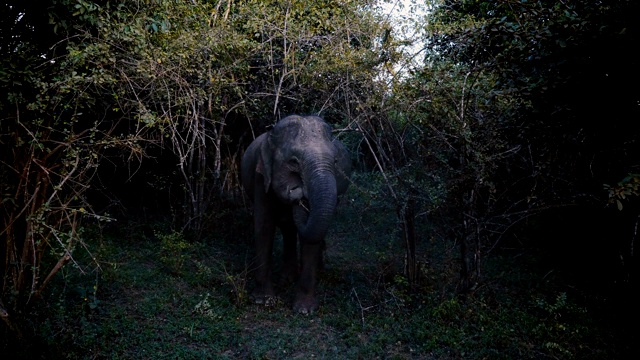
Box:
257 133 273 191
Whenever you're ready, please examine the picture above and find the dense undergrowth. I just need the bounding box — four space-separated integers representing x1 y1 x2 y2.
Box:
2 174 632 359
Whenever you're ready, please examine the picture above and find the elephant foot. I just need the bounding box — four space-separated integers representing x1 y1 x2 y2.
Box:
252 293 277 306
293 293 319 315
251 285 276 306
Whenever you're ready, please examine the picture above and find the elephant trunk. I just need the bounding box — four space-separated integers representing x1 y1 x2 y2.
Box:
293 165 338 244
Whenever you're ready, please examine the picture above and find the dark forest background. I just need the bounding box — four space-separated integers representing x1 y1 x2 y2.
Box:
1 1 638 358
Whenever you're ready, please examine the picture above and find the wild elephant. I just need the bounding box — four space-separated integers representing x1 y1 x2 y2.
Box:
241 115 351 314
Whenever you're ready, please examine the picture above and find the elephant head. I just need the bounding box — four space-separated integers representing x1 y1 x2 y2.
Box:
257 115 350 243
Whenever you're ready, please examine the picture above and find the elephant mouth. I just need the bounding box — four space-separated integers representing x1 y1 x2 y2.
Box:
287 185 304 203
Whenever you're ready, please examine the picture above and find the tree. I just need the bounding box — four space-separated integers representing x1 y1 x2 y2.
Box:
404 0 640 290
0 0 131 338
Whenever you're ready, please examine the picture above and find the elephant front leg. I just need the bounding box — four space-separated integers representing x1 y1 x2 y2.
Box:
293 242 323 314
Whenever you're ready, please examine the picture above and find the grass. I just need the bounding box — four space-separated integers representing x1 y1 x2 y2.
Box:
3 174 634 359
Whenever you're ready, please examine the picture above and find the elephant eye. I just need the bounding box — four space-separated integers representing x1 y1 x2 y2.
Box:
288 157 300 167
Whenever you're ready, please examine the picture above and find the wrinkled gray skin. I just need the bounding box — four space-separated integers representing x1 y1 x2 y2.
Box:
241 115 351 314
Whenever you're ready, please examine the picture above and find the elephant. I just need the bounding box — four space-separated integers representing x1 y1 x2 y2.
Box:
241 115 351 314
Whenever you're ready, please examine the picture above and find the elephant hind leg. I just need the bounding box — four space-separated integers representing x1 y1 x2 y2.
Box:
252 290 276 306
252 258 277 306
293 292 319 315
252 194 277 305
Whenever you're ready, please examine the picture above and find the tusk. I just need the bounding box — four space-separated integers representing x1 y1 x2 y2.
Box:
298 199 310 213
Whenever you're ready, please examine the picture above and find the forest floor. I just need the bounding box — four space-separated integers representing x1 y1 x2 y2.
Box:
4 175 636 359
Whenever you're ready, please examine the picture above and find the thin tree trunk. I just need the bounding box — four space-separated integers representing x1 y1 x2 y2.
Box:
459 188 480 293
399 199 418 284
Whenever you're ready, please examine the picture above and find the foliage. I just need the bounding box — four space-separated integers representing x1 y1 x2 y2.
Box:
57 0 390 234
531 292 591 357
605 174 640 211
1 0 388 339
157 230 197 274
371 0 640 291
0 0 131 337
425 0 640 197
350 37 533 287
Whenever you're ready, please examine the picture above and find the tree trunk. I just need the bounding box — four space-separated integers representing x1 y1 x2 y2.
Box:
459 188 480 293
399 199 418 284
